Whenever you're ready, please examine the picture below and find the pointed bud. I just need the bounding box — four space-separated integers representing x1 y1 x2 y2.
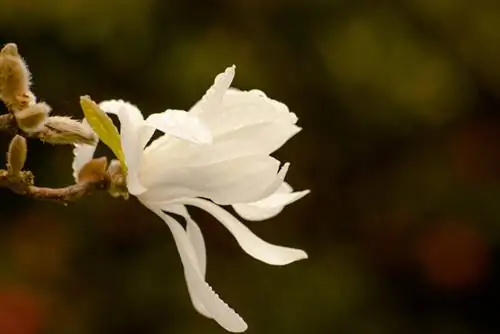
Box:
39 116 97 145
15 102 51 132
107 159 129 199
78 156 108 183
0 43 32 110
1 43 19 56
7 135 27 176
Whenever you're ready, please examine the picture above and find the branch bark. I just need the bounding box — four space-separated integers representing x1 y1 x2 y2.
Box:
0 169 110 204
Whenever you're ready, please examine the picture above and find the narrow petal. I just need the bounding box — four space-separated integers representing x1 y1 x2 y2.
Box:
72 143 97 182
173 198 308 266
146 205 247 332
145 109 212 144
233 182 310 221
72 119 97 182
99 100 150 195
117 106 147 194
191 66 235 117
160 203 210 317
161 203 207 275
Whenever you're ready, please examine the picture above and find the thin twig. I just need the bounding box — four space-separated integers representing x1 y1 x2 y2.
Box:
0 169 110 204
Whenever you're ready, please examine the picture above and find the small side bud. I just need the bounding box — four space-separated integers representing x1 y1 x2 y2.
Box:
15 102 51 132
39 116 97 145
78 157 108 183
7 135 27 176
107 159 129 199
0 43 32 110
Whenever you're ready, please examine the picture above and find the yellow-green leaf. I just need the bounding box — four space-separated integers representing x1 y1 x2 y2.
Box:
79 96 127 172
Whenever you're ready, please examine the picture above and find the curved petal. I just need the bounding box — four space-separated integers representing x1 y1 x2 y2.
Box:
139 155 283 205
171 198 308 266
161 203 210 317
99 100 145 128
233 182 310 221
72 143 97 182
146 205 247 332
191 66 235 117
72 119 97 182
206 89 298 137
146 110 212 144
99 100 150 195
162 203 207 275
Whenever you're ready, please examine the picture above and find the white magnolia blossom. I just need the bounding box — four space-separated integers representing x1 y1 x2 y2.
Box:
73 66 309 332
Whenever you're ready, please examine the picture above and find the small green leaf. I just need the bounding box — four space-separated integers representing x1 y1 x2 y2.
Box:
79 96 127 172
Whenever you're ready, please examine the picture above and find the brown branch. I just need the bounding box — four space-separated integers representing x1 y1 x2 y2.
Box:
0 43 110 204
0 169 111 204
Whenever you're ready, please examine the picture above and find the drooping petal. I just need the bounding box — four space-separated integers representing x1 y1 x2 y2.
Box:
161 203 207 275
145 109 212 144
233 182 310 221
146 204 247 332
139 155 283 205
160 203 210 317
171 198 308 266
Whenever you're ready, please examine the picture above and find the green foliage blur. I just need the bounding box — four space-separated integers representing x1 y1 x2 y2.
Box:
1 0 500 333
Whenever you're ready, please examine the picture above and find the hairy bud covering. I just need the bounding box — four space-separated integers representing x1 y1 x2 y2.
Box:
39 116 97 145
0 43 33 111
7 135 27 176
15 102 51 132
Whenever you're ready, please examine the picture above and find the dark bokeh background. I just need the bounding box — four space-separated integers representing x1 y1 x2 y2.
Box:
1 0 500 333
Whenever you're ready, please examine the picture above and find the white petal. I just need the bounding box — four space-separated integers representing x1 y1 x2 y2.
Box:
206 88 298 137
174 198 308 266
146 205 247 332
145 110 212 144
72 119 97 182
233 182 310 221
191 66 235 117
99 100 145 127
161 203 207 275
186 218 210 317
194 88 300 156
72 143 97 182
139 155 283 205
99 100 149 195
161 203 210 317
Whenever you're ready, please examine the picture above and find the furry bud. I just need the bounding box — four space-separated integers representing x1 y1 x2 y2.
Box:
15 102 51 132
39 116 97 145
0 43 32 110
107 159 129 199
78 156 108 183
7 135 27 176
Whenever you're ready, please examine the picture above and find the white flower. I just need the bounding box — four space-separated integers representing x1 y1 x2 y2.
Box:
73 66 309 332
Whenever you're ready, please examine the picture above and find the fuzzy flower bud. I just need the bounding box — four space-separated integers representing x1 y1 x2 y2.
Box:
7 135 27 176
15 102 51 132
0 43 33 111
39 116 97 145
77 156 108 183
107 159 128 199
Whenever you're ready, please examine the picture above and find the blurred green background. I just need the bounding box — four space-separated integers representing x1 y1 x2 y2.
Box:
1 0 500 333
